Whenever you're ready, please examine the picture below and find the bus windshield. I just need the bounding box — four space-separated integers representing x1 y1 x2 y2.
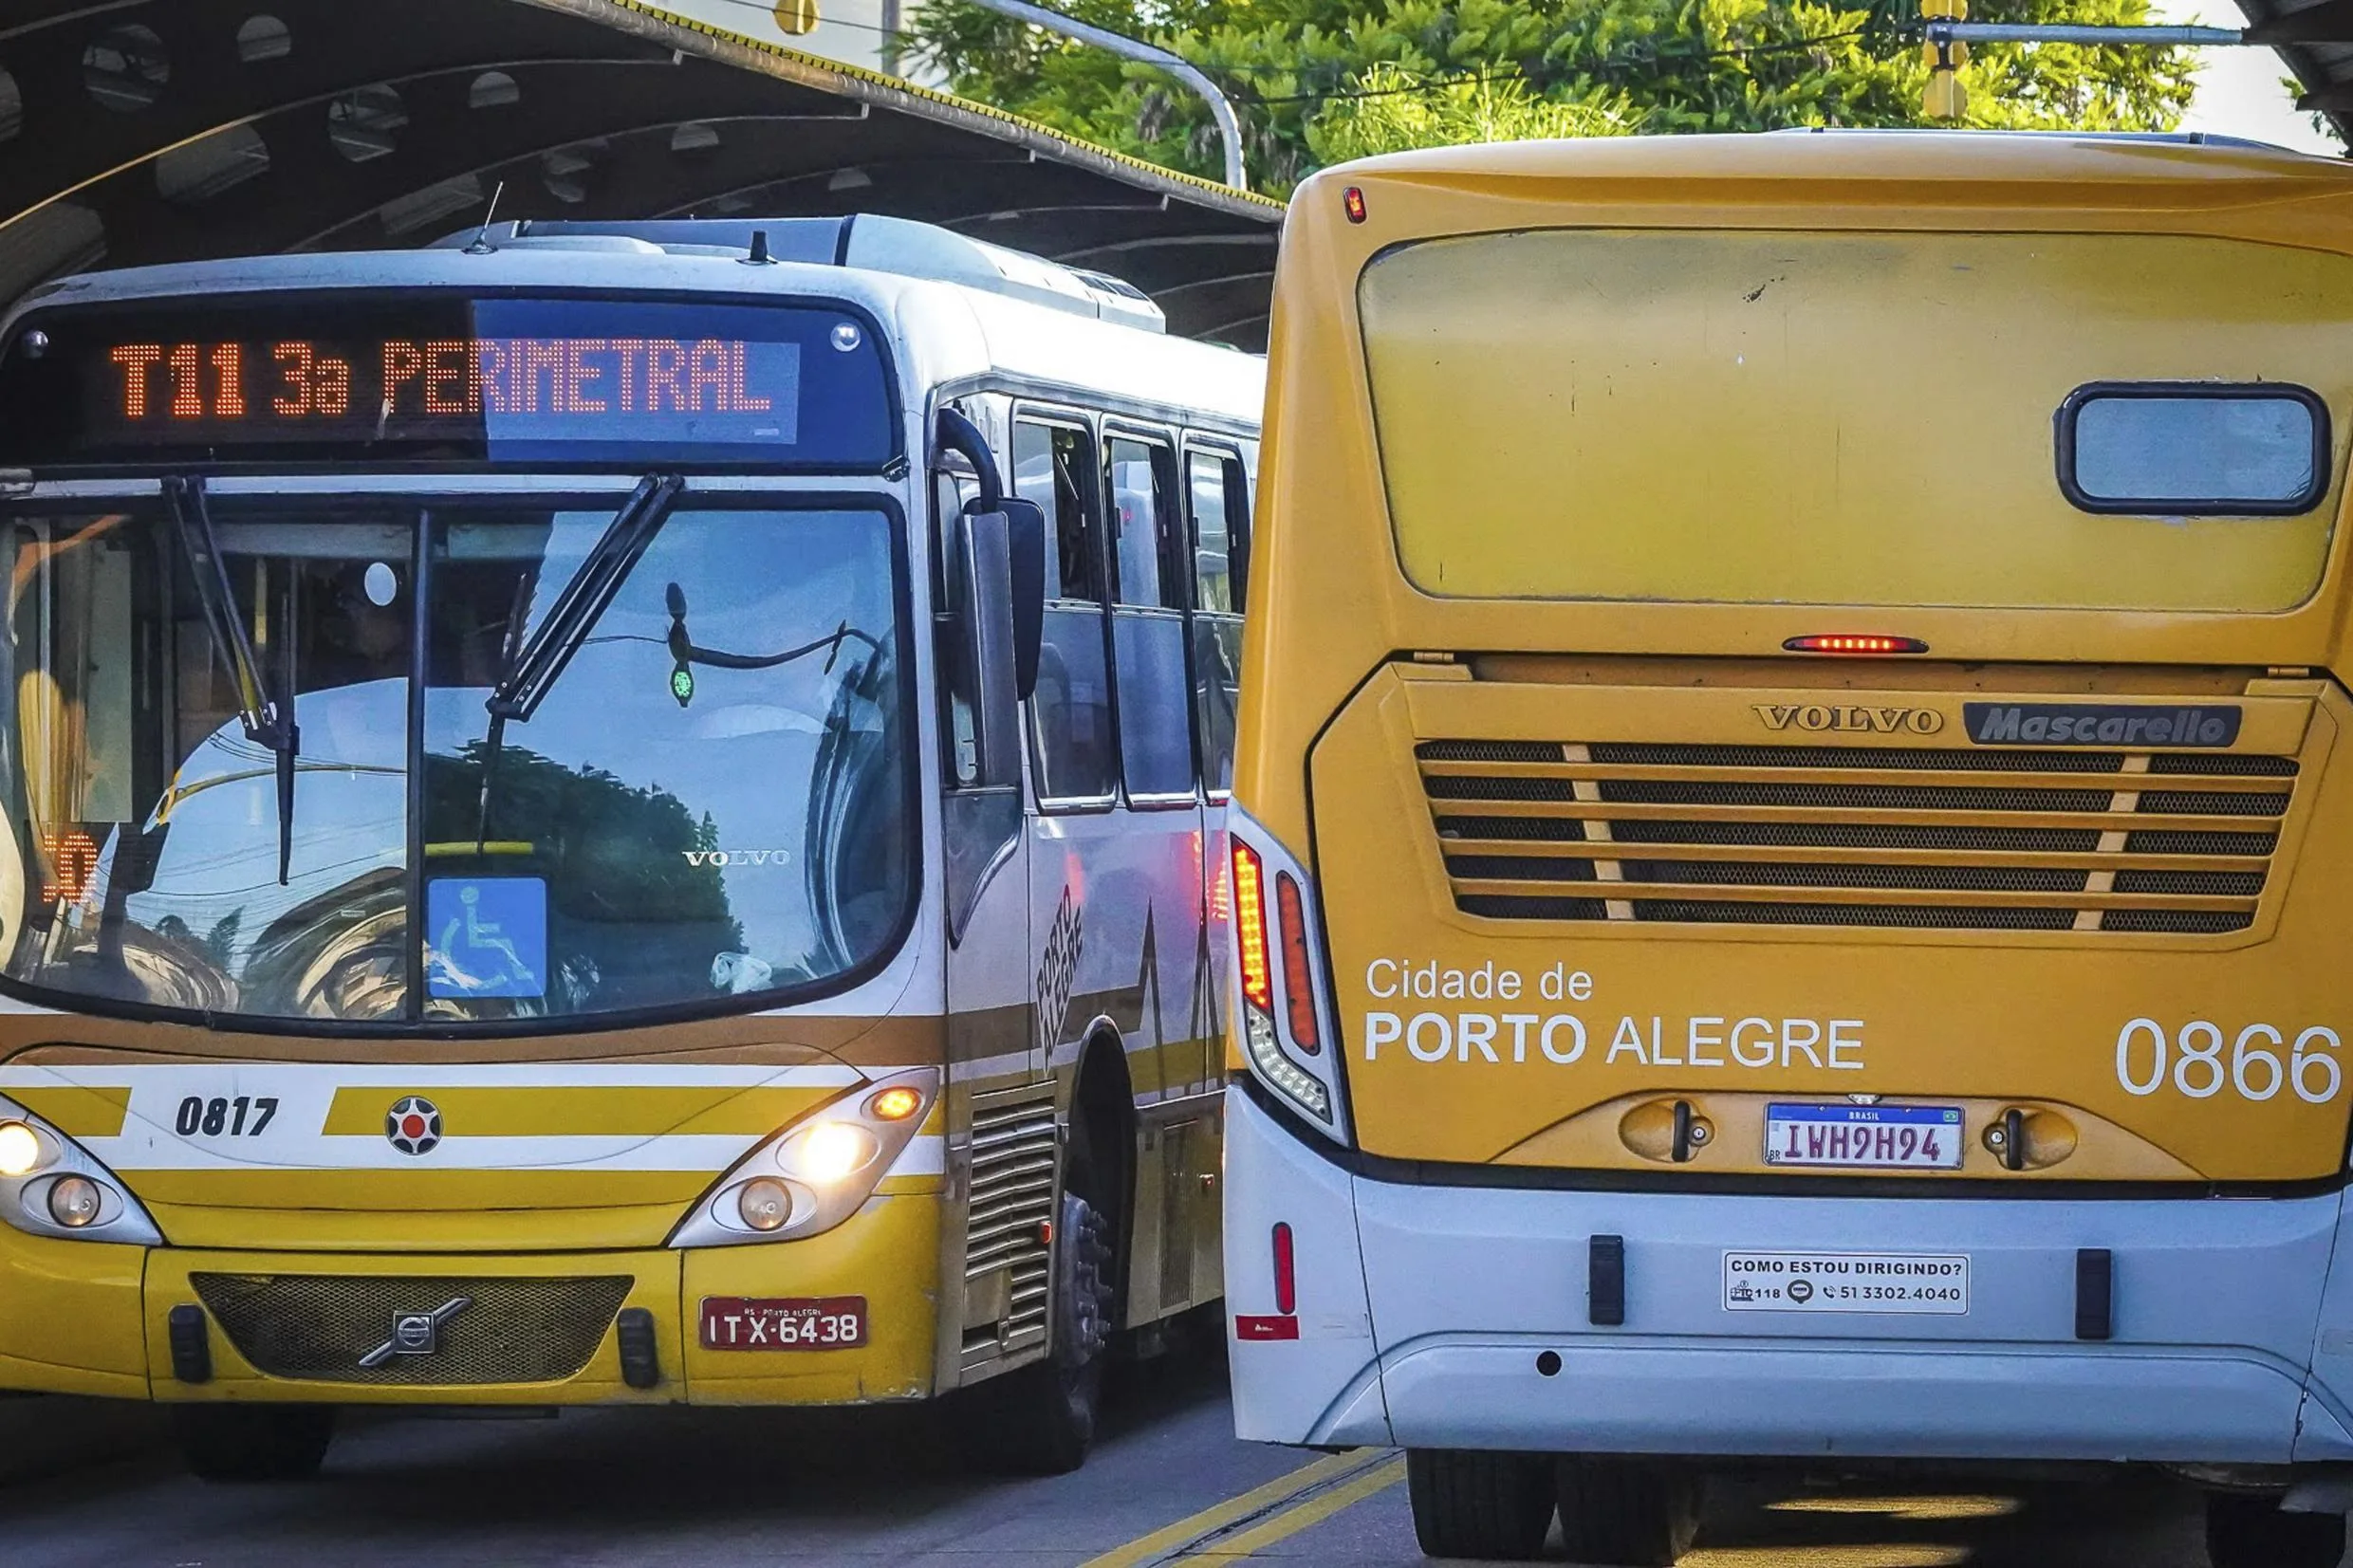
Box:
0 496 911 1026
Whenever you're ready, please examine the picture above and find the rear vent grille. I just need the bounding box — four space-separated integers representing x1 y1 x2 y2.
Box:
1419 736 2301 935
960 1087 1057 1363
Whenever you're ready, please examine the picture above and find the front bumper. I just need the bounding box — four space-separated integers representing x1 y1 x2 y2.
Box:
1224 1084 2353 1465
0 1191 938 1407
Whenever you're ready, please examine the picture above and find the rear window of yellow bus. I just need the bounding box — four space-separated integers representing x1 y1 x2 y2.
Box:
1358 230 2352 612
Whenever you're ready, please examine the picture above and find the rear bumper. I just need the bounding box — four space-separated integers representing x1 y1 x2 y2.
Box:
0 1191 938 1407
1224 1085 2353 1464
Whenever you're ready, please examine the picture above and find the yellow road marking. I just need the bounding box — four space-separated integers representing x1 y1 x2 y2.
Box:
1167 1454 1407 1561
1078 1449 1379 1568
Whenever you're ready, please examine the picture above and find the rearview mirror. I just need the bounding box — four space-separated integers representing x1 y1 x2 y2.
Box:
999 496 1046 702
951 505 1022 789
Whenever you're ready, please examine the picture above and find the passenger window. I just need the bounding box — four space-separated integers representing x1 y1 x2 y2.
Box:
1107 435 1194 802
1188 450 1249 795
1015 419 1117 802
1190 452 1246 614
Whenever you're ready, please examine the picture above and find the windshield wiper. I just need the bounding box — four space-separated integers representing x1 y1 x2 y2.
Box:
162 475 300 886
486 472 684 724
474 473 682 851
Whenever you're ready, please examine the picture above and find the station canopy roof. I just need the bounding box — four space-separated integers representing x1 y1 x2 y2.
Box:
0 0 1285 347
2232 0 2353 144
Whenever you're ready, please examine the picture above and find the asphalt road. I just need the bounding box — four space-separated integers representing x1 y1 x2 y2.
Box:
0 1347 2314 1567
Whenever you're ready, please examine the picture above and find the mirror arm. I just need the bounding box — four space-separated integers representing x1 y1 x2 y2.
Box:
932 407 1005 510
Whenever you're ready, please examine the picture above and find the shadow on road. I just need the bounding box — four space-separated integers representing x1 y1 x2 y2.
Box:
0 1324 1238 1559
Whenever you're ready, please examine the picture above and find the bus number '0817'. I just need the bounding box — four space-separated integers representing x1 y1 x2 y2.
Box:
2115 1019 2342 1104
174 1095 279 1137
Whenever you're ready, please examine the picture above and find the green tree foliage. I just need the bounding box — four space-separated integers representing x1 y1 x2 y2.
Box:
911 0 2199 195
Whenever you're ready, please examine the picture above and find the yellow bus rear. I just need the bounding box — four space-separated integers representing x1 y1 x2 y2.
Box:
1221 132 2353 1567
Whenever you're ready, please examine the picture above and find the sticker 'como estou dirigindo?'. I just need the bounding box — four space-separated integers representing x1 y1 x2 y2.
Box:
1359 959 1865 1070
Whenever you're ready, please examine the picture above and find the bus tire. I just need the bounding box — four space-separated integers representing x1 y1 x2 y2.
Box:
2204 1493 2345 1568
172 1404 335 1483
1555 1456 1699 1567
1404 1448 1555 1560
969 1189 1116 1475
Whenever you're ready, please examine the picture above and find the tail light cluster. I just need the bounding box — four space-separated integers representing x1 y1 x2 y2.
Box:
1228 813 1348 1142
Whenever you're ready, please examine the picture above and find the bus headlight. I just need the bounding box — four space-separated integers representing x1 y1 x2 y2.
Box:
46 1174 102 1228
0 1094 162 1246
790 1122 877 1187
0 1121 41 1177
668 1068 937 1249
736 1177 794 1232
1229 808 1351 1146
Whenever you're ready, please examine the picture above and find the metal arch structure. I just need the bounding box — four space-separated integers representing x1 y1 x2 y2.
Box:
0 0 1285 347
2229 0 2353 141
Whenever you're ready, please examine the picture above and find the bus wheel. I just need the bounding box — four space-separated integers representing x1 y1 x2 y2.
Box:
1404 1448 1555 1560
172 1405 335 1483
1555 1456 1699 1567
973 1189 1116 1475
2204 1493 2345 1568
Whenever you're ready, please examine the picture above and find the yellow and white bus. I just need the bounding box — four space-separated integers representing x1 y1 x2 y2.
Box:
0 212 1259 1479
1222 132 2353 1567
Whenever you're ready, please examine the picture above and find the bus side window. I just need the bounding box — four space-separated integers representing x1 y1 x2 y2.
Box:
1015 418 1117 803
1188 449 1249 796
1107 434 1193 802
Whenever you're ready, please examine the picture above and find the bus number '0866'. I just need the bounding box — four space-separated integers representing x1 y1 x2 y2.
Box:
174 1096 279 1137
2115 1019 2342 1104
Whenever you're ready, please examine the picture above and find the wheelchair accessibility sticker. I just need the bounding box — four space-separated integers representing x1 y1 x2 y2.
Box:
426 877 547 999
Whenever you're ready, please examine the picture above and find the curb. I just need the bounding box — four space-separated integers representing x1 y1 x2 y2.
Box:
0 1394 168 1486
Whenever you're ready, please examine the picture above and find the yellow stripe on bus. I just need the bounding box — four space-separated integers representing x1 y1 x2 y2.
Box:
6 1085 130 1138
320 1084 838 1138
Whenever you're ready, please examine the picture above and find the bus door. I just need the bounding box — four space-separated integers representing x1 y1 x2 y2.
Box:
1015 409 1215 1319
936 401 1037 1091
1183 437 1252 1082
1104 425 1212 1105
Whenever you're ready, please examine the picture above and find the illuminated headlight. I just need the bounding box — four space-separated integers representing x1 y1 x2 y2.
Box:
0 1121 42 1177
669 1068 936 1250
790 1122 876 1187
0 1095 161 1245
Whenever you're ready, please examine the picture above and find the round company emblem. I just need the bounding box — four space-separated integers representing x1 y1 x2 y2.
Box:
1787 1278 1815 1304
385 1095 442 1156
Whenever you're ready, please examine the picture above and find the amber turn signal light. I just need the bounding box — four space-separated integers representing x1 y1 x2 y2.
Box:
1273 873 1321 1054
866 1085 923 1122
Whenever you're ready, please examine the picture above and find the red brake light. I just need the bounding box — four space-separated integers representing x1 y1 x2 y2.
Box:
1343 186 1367 224
1273 873 1321 1054
1272 1223 1297 1314
1232 840 1272 1012
1783 635 1928 655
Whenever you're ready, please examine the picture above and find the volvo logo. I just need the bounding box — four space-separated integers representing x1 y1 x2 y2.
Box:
1755 703 1945 735
357 1296 472 1369
385 1095 442 1156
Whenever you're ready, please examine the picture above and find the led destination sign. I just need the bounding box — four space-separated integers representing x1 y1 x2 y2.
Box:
106 336 786 423
0 296 897 469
